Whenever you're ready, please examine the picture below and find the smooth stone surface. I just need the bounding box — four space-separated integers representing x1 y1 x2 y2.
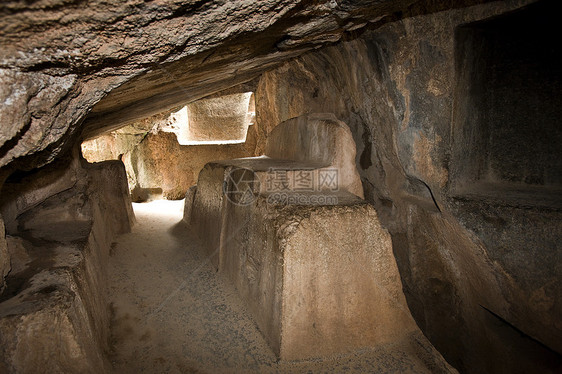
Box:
265 113 364 198
220 193 420 360
182 93 253 144
253 2 562 372
190 113 365 272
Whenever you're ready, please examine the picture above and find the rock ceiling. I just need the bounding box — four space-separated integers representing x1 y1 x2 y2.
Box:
0 0 483 170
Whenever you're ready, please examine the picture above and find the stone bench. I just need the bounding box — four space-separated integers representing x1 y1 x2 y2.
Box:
219 192 418 360
187 113 364 268
185 113 419 360
186 158 330 269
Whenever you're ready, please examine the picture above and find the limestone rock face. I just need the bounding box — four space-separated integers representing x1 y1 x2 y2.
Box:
186 114 453 368
0 152 133 373
0 216 9 294
85 128 257 201
81 88 262 200
4 236 29 276
182 185 197 225
0 264 107 374
220 195 422 360
81 126 149 163
265 113 364 198
254 1 560 373
0 156 81 234
125 132 242 200
182 93 254 144
1 1 559 373
0 0 419 172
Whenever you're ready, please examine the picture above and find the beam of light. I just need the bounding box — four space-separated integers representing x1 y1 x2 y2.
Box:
132 199 185 222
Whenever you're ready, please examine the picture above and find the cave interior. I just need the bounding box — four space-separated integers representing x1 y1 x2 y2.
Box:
0 0 561 373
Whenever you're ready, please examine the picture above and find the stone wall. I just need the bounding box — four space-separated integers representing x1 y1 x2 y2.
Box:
0 150 133 373
124 131 257 201
0 0 559 372
181 92 254 144
255 1 560 372
0 217 8 294
82 114 260 201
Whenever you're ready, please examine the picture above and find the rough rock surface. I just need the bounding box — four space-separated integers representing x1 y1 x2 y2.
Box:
254 1 560 373
0 0 560 373
0 0 423 172
81 125 151 162
189 113 367 270
85 126 258 201
0 152 133 373
182 93 254 144
182 185 197 225
186 113 447 363
125 132 257 200
0 216 9 293
82 89 261 200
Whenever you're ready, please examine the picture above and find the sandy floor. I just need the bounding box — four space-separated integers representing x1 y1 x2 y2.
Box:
107 199 453 373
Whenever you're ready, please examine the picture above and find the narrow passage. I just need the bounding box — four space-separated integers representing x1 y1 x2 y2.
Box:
107 200 446 373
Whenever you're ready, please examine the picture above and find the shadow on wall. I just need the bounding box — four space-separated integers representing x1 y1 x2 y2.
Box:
448 0 562 366
452 0 562 191
252 1 561 373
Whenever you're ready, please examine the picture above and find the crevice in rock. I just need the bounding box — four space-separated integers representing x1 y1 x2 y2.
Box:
0 120 31 161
